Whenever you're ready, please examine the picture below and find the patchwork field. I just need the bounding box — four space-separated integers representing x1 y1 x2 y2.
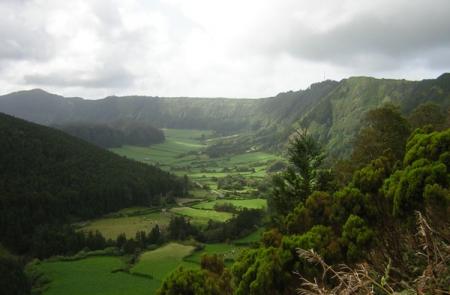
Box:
41 129 275 295
35 228 264 295
111 128 282 190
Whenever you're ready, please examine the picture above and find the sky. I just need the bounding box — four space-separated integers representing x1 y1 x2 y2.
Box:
1 0 449 99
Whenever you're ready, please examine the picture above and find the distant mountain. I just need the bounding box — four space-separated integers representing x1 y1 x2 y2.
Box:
0 89 83 125
0 113 183 254
1 74 449 159
0 81 339 132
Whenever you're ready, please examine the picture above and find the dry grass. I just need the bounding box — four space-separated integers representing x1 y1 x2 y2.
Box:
296 212 449 295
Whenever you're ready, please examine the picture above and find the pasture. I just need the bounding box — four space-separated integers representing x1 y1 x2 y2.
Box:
111 129 283 190
80 210 172 240
131 243 196 281
233 227 265 245
183 243 244 266
35 256 160 295
170 207 234 224
193 198 267 210
36 228 264 295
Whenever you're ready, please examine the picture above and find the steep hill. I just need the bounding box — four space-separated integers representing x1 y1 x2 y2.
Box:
0 113 183 254
0 74 449 159
300 74 450 158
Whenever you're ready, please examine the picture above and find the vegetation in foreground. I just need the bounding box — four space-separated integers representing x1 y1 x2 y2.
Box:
158 104 450 295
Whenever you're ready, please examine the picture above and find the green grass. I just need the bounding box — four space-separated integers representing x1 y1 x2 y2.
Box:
131 243 196 281
170 207 233 224
181 228 265 267
80 211 173 240
184 243 243 266
193 198 267 210
110 129 211 167
36 256 160 295
39 229 264 295
224 151 280 166
111 129 282 190
233 227 264 245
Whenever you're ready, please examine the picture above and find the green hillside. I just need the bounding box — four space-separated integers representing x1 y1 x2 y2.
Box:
0 113 183 255
299 74 450 158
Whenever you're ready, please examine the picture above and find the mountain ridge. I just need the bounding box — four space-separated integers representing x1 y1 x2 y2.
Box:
1 74 448 159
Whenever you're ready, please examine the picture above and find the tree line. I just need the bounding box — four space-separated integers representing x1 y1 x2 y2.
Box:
55 121 165 148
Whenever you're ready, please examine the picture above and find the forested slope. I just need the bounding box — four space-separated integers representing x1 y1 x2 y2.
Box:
55 122 165 148
0 113 183 254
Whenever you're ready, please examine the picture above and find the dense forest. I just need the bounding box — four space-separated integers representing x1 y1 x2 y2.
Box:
157 104 450 294
1 74 449 159
55 122 165 148
0 113 184 257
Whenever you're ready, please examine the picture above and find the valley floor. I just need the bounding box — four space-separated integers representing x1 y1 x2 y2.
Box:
33 129 278 295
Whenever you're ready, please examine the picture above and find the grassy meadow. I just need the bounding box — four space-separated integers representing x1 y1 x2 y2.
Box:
183 243 244 266
111 128 282 190
35 228 264 295
131 243 197 281
80 210 172 239
193 198 267 210
169 207 234 224
232 227 265 245
35 256 160 295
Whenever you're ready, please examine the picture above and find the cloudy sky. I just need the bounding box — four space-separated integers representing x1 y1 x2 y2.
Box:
1 0 449 99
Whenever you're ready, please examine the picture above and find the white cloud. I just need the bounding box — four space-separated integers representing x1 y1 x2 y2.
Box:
0 0 448 99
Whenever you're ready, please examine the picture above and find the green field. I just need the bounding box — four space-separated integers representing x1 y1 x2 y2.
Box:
110 129 212 168
131 243 196 281
111 129 282 190
36 228 265 295
193 198 267 210
184 243 244 265
233 227 265 245
80 210 173 240
170 207 233 224
36 256 160 295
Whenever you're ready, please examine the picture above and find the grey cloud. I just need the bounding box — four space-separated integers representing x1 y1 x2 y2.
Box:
24 66 135 89
271 1 450 70
0 3 54 62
